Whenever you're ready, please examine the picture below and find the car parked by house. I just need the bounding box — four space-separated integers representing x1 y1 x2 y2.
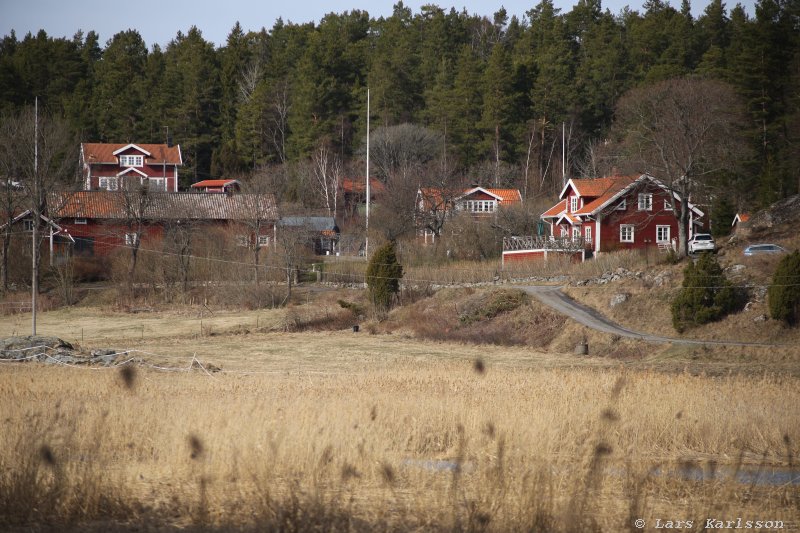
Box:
688 233 715 254
743 243 787 256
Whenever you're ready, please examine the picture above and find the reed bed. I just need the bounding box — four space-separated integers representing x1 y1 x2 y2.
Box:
1 358 797 530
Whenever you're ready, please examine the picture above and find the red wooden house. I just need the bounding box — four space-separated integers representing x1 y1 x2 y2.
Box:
51 191 278 257
503 174 704 264
81 143 182 192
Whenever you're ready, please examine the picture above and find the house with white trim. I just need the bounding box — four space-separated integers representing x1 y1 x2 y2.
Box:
503 174 704 263
81 143 182 193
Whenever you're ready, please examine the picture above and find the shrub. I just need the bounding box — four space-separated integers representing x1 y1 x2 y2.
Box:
365 241 403 311
768 250 800 326
671 253 738 332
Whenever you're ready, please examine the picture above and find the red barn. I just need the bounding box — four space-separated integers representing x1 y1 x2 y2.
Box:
81 143 182 192
51 191 278 257
503 174 704 264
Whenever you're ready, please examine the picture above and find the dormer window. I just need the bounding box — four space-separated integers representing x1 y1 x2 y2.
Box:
119 155 144 167
570 196 579 213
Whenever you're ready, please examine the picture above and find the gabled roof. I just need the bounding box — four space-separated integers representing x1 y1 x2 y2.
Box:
82 143 183 165
457 187 522 203
49 191 278 221
0 211 75 242
112 143 152 157
116 167 149 178
191 179 240 188
559 175 639 200
541 199 567 219
545 174 704 221
732 213 750 225
556 213 581 225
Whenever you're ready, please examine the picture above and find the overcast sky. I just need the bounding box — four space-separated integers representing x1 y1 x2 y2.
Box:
2 0 753 49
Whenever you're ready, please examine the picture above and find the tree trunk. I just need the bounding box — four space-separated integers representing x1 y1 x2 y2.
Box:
1 232 9 291
678 197 690 257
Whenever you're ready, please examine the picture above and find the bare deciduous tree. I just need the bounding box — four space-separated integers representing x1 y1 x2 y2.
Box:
311 141 342 217
0 105 74 332
614 77 750 256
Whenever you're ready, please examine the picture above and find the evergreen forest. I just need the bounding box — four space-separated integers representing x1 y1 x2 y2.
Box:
1 0 798 213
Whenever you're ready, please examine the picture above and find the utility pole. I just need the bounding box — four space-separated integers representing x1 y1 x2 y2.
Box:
32 96 38 336
365 86 370 260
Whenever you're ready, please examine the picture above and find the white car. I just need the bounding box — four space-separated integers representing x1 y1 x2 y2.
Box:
688 233 715 254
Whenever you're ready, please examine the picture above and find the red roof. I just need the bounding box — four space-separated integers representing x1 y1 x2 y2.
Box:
191 179 238 188
483 188 522 203
82 143 182 165
542 199 567 218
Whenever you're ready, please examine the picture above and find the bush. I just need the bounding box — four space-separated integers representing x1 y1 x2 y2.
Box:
671 253 739 332
768 250 800 326
365 241 403 311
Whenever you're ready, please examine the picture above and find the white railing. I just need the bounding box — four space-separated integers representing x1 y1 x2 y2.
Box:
503 236 586 252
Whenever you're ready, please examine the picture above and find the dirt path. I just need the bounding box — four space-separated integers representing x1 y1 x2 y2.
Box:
520 285 785 347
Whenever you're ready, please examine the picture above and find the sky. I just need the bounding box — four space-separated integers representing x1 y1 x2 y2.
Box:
2 0 752 49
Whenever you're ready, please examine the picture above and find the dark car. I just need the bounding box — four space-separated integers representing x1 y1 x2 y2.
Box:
743 244 788 256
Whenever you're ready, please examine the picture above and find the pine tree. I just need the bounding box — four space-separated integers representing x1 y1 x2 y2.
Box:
768 250 800 325
365 241 404 311
671 253 738 332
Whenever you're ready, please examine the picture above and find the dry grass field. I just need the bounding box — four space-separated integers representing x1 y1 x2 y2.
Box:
1 301 800 531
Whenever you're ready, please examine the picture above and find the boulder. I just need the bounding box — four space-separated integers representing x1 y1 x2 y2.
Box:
610 293 631 308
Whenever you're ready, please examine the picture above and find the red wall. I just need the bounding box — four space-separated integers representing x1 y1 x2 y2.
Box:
597 187 682 252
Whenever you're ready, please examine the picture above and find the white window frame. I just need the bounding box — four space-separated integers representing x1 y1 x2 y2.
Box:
75 218 87 225
616 199 626 210
570 196 579 213
638 193 653 211
124 233 139 246
146 178 167 192
23 219 34 231
560 227 567 238
620 224 634 243
119 155 144 167
656 225 670 243
572 227 581 241
585 226 592 243
257 235 270 246
235 235 249 247
99 177 118 191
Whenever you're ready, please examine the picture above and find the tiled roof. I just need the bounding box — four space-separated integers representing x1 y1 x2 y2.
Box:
569 175 638 200
82 143 182 165
483 188 522 203
541 199 567 218
50 191 278 221
191 179 238 188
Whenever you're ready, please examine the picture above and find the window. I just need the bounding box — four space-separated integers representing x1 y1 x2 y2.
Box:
664 199 672 210
585 226 592 243
235 235 249 247
638 193 653 211
99 177 118 191
74 218 87 225
620 224 634 243
74 236 94 256
146 178 167 192
616 199 627 211
656 225 670 243
23 220 34 231
560 227 567 238
257 235 270 246
124 233 139 246
572 227 581 241
570 196 579 213
465 200 496 213
119 155 144 167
